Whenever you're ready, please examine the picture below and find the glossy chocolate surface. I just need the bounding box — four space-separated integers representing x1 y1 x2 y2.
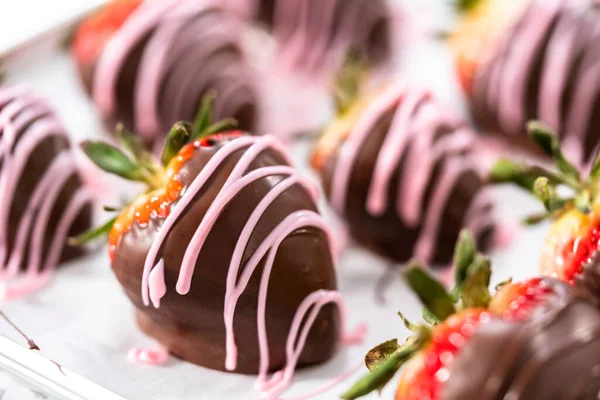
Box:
112 137 339 374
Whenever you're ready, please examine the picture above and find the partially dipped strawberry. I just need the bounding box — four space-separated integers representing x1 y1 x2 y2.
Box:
491 121 600 304
74 98 347 399
342 230 600 400
72 0 142 92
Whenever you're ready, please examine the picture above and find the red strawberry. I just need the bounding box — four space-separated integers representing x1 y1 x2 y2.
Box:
394 308 492 400
490 121 600 302
342 231 498 400
342 229 597 400
72 0 142 91
488 277 555 320
449 0 530 95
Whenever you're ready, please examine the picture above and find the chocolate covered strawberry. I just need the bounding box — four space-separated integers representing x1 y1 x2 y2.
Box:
311 60 497 266
73 99 354 399
0 84 92 301
451 0 600 166
72 0 259 145
491 121 600 304
342 230 600 400
72 0 142 92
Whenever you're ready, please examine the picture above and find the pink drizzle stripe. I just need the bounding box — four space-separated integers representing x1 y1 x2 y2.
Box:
138 134 358 398
329 84 490 263
0 86 90 300
474 0 600 167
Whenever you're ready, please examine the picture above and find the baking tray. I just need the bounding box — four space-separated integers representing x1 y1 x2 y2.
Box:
0 2 546 399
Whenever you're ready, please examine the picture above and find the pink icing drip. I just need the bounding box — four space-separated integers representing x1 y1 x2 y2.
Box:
140 134 357 398
366 89 427 218
476 0 600 166
497 1 560 135
93 0 183 117
148 259 166 308
134 1 231 139
538 7 582 131
330 81 406 213
268 0 388 78
330 83 488 263
93 0 249 141
0 86 91 299
127 346 169 366
564 22 600 148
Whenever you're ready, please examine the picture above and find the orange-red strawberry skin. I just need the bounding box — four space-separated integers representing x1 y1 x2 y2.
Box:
395 309 493 400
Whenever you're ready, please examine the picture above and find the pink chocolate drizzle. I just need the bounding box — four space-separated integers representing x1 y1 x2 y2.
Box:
329 82 495 263
139 135 361 399
93 0 255 142
0 86 91 301
127 346 169 366
473 0 600 168
225 0 391 79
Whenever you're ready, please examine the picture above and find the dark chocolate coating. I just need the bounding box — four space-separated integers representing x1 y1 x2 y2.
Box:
82 4 259 145
318 97 494 266
255 0 391 72
1 88 91 271
470 0 600 165
444 279 600 399
112 136 339 374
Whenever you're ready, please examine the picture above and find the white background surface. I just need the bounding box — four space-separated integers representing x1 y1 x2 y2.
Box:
0 1 547 399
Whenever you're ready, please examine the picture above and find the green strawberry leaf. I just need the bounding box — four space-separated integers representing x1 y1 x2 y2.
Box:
527 121 580 182
522 212 550 226
456 0 481 12
405 265 456 322
195 118 238 140
102 205 122 212
422 307 441 325
81 141 145 182
397 312 421 333
574 189 591 214
454 229 476 287
342 338 421 400
193 91 216 138
364 339 400 371
461 255 492 308
494 278 513 292
489 159 562 191
68 217 117 246
161 122 192 166
533 177 568 212
116 123 148 162
590 149 600 181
